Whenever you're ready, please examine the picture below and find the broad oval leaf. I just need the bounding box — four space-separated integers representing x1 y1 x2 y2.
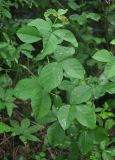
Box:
105 82 115 94
92 127 108 143
57 105 75 130
17 26 41 43
28 18 56 60
92 49 113 62
104 59 115 78
70 85 92 104
28 18 52 36
14 78 39 100
61 58 85 79
75 105 96 129
39 62 63 92
47 122 66 147
31 88 51 120
102 150 113 160
36 33 58 60
53 45 75 61
54 29 78 47
78 131 93 154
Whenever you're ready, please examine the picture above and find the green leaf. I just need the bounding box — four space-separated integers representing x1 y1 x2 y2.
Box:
54 95 62 108
14 78 39 100
20 43 35 51
70 13 87 25
3 9 12 19
102 150 112 160
47 122 66 147
78 131 93 154
58 9 68 16
54 29 78 47
70 85 92 104
39 62 63 92
61 58 85 79
38 111 57 125
19 156 26 160
68 1 82 10
75 105 96 129
29 19 56 59
108 13 115 25
58 80 75 91
105 119 115 129
91 84 105 99
19 43 34 58
20 134 38 142
5 102 15 117
53 45 75 61
57 105 75 130
86 12 101 21
10 120 21 135
107 148 115 157
110 39 115 45
28 18 52 36
21 118 30 130
31 88 51 119
105 82 115 94
69 142 79 160
17 26 41 43
92 127 108 143
0 122 11 134
26 125 43 134
36 33 58 60
92 49 113 62
104 59 115 78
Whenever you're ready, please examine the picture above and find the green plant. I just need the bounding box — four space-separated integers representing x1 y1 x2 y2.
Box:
0 1 115 159
11 118 43 144
35 152 46 160
12 8 115 159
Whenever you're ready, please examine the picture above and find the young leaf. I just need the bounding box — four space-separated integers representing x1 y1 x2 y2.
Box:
110 39 115 45
39 62 63 92
21 118 30 130
17 26 41 43
61 58 85 79
70 85 92 104
0 122 11 134
75 105 96 129
5 102 15 117
20 134 38 142
54 29 78 47
57 105 75 130
92 49 113 62
26 125 43 134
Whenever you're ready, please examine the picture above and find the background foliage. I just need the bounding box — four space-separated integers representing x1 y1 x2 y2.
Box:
0 0 115 160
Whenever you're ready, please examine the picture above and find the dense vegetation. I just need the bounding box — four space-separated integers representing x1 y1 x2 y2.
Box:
0 0 115 160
